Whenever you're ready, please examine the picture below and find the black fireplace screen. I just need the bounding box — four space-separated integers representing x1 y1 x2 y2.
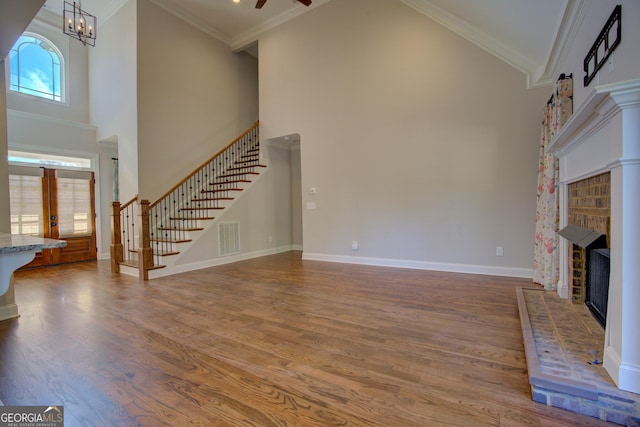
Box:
587 248 610 328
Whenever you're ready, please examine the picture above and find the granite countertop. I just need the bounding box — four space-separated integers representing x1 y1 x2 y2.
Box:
0 232 67 254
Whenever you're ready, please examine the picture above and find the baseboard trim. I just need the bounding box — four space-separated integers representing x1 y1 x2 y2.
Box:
0 303 20 322
301 253 533 278
149 245 296 279
604 345 640 394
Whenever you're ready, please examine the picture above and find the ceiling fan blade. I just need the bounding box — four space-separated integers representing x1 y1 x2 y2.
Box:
255 0 267 9
297 0 312 5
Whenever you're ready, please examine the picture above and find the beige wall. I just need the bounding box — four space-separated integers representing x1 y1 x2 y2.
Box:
136 0 259 201
260 0 550 275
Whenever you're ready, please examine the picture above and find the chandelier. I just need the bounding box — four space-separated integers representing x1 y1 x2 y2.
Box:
63 1 97 47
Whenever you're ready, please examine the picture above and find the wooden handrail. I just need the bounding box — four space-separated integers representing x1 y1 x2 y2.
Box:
150 121 259 208
120 194 138 211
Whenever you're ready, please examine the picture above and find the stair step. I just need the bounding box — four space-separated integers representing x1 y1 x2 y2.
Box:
210 179 252 185
170 216 215 221
119 259 166 270
218 172 259 178
151 238 192 243
247 148 259 153
228 164 267 171
156 227 204 232
201 188 242 194
154 250 179 257
191 197 234 202
183 207 225 211
235 160 265 166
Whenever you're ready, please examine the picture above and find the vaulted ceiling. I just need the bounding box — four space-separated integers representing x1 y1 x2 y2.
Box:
42 0 587 88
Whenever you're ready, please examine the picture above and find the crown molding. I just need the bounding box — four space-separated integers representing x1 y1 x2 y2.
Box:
147 0 333 52
546 79 640 155
400 0 536 81
400 0 588 90
532 0 590 89
231 0 333 52
148 0 231 46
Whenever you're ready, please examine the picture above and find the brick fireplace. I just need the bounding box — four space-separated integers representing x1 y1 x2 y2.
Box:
566 172 610 304
547 79 640 394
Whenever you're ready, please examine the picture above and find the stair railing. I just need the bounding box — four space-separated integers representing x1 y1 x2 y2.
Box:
140 121 260 275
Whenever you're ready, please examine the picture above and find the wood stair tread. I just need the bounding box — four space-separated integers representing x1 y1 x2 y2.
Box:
157 227 204 231
228 165 267 171
201 188 242 193
210 179 252 185
150 238 193 243
182 207 225 211
234 160 263 165
218 172 259 178
170 216 215 220
153 250 179 257
119 260 166 270
191 197 234 202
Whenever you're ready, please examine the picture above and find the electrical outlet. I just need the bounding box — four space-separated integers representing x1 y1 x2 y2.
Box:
496 246 504 257
352 241 359 251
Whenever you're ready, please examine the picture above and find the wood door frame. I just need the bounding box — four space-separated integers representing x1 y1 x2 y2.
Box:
13 167 97 268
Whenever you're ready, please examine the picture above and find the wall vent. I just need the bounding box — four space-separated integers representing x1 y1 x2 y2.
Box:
219 221 240 256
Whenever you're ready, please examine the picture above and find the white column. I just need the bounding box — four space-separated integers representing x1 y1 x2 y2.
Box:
603 94 640 394
556 179 569 299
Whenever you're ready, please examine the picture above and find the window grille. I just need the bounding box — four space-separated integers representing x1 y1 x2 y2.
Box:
8 33 64 102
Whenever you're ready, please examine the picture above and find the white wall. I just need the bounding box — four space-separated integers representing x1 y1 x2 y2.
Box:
136 0 259 202
560 0 640 110
259 0 550 275
5 9 114 257
290 144 302 248
0 64 9 233
89 0 138 203
7 9 90 123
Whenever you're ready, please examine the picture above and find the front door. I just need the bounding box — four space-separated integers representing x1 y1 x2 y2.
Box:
9 166 97 267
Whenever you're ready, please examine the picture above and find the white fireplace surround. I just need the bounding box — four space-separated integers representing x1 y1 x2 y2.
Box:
547 79 640 394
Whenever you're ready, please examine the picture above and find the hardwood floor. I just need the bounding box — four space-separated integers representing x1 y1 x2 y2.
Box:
0 252 613 426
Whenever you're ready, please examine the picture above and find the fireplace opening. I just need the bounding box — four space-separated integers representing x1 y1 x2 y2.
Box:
559 224 609 328
586 248 610 328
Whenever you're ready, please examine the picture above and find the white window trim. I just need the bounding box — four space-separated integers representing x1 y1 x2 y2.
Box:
4 30 69 106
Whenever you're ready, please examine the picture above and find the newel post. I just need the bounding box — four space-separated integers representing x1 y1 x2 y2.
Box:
138 199 152 281
110 201 123 273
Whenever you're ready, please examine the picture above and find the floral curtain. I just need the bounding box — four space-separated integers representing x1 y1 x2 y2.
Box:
533 74 573 289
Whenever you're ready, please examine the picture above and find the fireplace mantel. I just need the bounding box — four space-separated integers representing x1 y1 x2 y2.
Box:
547 79 640 156
547 78 640 394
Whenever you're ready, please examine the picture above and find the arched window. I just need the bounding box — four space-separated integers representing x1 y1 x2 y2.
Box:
8 33 64 102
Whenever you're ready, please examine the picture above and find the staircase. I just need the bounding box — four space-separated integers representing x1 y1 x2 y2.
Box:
111 122 265 280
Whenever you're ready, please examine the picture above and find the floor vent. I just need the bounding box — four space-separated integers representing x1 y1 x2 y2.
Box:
219 221 240 256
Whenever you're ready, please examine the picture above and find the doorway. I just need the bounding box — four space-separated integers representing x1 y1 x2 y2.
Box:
9 165 97 267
